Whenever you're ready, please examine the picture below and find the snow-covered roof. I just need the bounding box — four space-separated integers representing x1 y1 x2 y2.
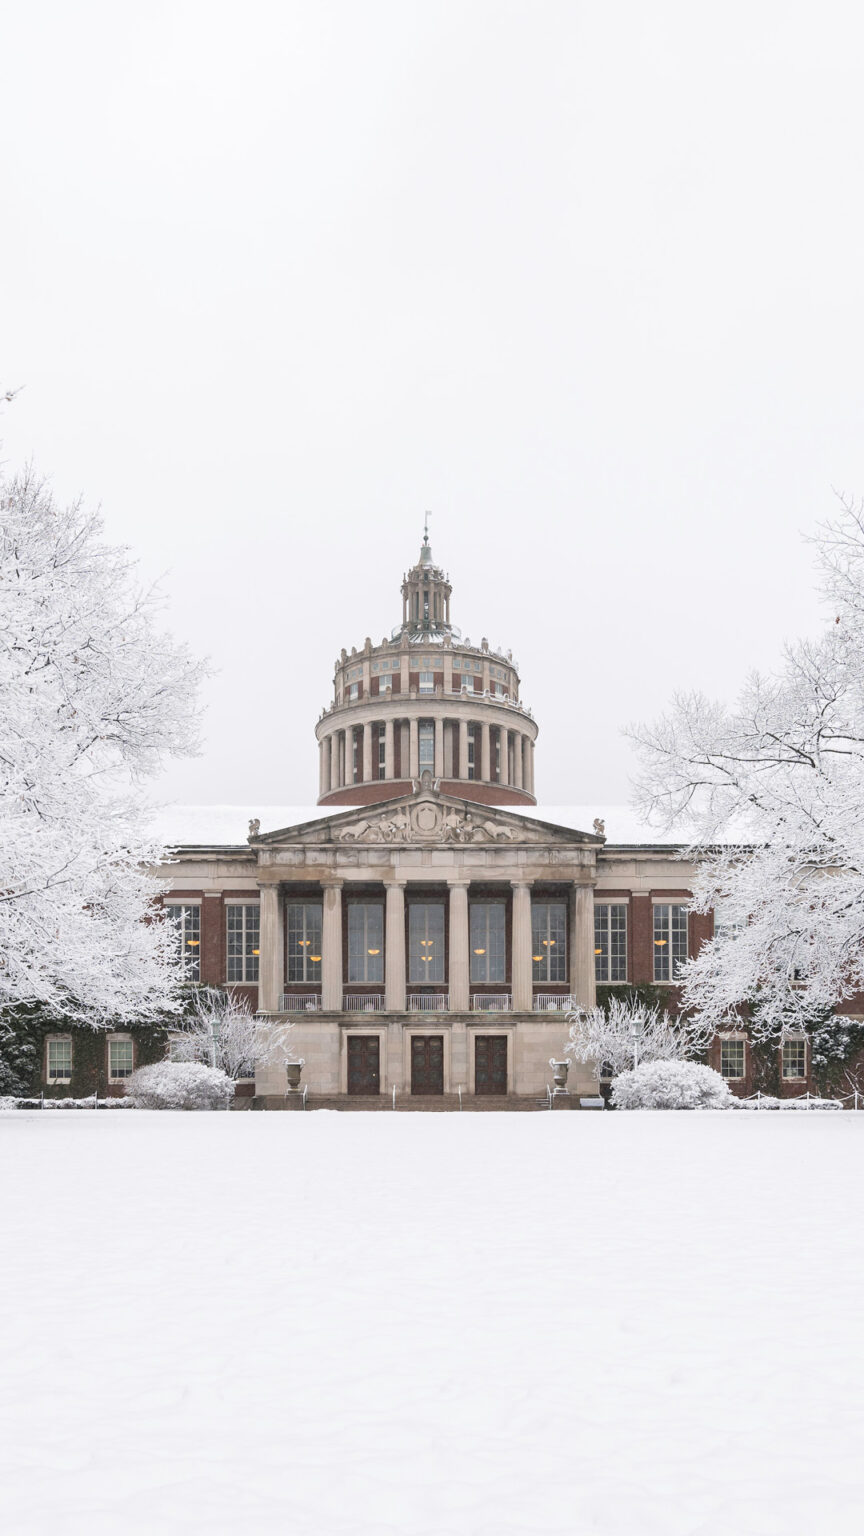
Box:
148 802 676 849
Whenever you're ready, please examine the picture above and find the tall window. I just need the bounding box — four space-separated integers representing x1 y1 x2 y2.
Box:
532 902 567 982
377 727 386 778
493 732 501 782
349 682 359 700
418 721 435 772
47 1038 72 1081
470 901 506 983
720 1038 746 1080
347 902 384 983
165 903 201 981
227 904 260 983
782 1037 807 1079
409 902 445 984
595 903 627 983
352 729 360 783
286 902 323 983
467 724 476 780
108 1038 134 1080
653 904 688 982
419 671 434 694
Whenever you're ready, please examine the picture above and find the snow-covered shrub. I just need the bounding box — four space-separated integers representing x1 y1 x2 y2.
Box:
124 1061 234 1110
566 995 712 1081
611 1059 732 1110
726 1094 844 1111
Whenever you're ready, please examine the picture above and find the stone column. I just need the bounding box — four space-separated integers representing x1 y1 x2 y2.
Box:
385 879 406 1012
434 717 445 779
522 736 532 794
499 728 510 787
448 880 470 1012
384 717 395 781
569 882 597 1009
513 733 523 790
409 717 419 780
363 721 374 783
318 740 326 797
459 719 469 782
322 880 344 1011
480 721 491 783
257 883 284 1013
511 880 533 1012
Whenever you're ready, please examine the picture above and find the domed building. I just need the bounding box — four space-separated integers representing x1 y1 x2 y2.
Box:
35 527 814 1106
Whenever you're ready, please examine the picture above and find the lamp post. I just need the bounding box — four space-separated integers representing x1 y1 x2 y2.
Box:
631 1019 644 1070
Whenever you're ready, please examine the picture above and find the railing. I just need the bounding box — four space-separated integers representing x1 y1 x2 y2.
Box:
533 994 575 1012
280 994 321 1013
343 994 385 1012
472 994 512 1012
319 688 535 723
408 994 449 1012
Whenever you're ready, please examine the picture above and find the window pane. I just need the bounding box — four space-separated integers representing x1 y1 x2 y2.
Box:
408 902 445 983
165 903 200 982
782 1039 807 1079
227 904 260 983
286 902 323 983
470 902 506 983
595 904 627 983
531 902 567 982
347 903 384 983
720 1040 745 1079
48 1039 72 1079
654 904 688 982
109 1039 134 1078
419 671 434 694
418 721 435 770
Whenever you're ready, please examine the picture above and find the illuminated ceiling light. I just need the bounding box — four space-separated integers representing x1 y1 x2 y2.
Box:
533 954 543 962
186 940 199 947
594 947 602 955
368 948 380 956
473 947 486 955
310 955 321 962
252 948 260 956
655 939 667 946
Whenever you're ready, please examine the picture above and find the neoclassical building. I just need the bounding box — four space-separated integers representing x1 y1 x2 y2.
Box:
151 530 742 1107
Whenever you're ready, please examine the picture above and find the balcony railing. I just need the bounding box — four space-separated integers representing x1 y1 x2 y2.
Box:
472 994 512 1012
343 994 385 1012
533 994 575 1013
280 994 321 1013
408 994 450 1012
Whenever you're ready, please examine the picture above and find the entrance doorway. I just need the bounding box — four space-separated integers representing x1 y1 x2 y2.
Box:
347 1035 380 1095
411 1035 444 1095
475 1035 508 1095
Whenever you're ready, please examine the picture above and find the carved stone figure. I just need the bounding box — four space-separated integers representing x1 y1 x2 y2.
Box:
593 818 605 836
248 818 260 838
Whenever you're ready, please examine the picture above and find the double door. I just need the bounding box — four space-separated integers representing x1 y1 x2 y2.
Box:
347 1035 380 1095
474 1035 508 1095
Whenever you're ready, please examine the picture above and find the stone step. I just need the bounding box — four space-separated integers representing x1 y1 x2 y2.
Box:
305 1093 549 1113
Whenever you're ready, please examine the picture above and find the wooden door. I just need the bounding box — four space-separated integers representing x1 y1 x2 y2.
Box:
475 1035 508 1095
347 1035 380 1095
411 1035 444 1095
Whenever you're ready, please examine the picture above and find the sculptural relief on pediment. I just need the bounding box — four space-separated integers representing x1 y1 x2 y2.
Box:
329 799 548 846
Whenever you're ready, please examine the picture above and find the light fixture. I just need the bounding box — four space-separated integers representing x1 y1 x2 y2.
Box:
533 954 543 962
594 947 602 955
655 938 667 946
473 947 486 955
368 948 380 956
422 956 431 963
252 948 260 956
310 955 321 962
186 940 199 947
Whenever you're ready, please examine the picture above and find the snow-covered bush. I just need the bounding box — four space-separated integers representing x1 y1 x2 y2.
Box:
611 1059 732 1110
124 1061 234 1111
169 988 293 1080
566 995 712 1081
726 1094 843 1111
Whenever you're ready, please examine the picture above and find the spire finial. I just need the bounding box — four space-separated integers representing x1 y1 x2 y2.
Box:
423 509 431 544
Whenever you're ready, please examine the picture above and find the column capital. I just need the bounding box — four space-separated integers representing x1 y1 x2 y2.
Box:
383 875 407 888
510 878 534 891
256 878 282 891
447 877 471 888
319 876 344 890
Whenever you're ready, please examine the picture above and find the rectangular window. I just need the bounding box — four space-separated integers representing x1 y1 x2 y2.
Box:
470 901 506 983
349 682 359 700
377 727 386 777
653 904 688 982
531 902 567 982
451 671 462 691
493 733 501 782
467 724 476 780
419 671 434 694
226 904 260 983
595 903 628 983
408 902 445 984
347 902 384 983
418 720 435 771
47 1039 72 1081
286 902 323 983
720 1039 746 1080
782 1038 807 1079
352 729 360 783
108 1038 134 1080
165 903 201 981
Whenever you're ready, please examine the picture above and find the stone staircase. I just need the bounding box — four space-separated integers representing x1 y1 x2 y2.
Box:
305 1093 551 1112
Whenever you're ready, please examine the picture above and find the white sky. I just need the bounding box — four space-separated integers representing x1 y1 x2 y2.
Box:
3 1 864 810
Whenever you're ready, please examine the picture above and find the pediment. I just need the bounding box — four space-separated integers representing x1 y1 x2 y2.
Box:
251 790 602 849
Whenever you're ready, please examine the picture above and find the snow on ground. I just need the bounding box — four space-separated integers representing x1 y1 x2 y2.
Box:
2 1113 863 1535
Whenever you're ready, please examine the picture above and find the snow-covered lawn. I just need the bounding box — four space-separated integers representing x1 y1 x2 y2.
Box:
2 1114 863 1535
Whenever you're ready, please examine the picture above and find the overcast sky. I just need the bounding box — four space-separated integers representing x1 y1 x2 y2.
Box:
3 1 863 812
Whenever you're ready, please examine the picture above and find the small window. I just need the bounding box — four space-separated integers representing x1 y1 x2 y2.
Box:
419 671 434 694
47 1038 72 1081
782 1038 807 1080
349 682 359 700
720 1039 746 1080
227 904 260 983
108 1038 134 1079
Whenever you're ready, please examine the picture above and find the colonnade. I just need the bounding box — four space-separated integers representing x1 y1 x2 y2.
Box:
256 877 595 1014
318 717 536 796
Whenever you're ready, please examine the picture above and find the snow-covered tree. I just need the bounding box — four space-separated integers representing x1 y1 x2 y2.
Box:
0 466 205 1026
565 995 712 1081
631 499 864 1042
169 988 294 1080
125 1061 234 1110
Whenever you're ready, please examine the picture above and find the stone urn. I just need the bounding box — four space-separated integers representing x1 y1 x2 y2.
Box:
285 1059 305 1093
549 1059 570 1091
